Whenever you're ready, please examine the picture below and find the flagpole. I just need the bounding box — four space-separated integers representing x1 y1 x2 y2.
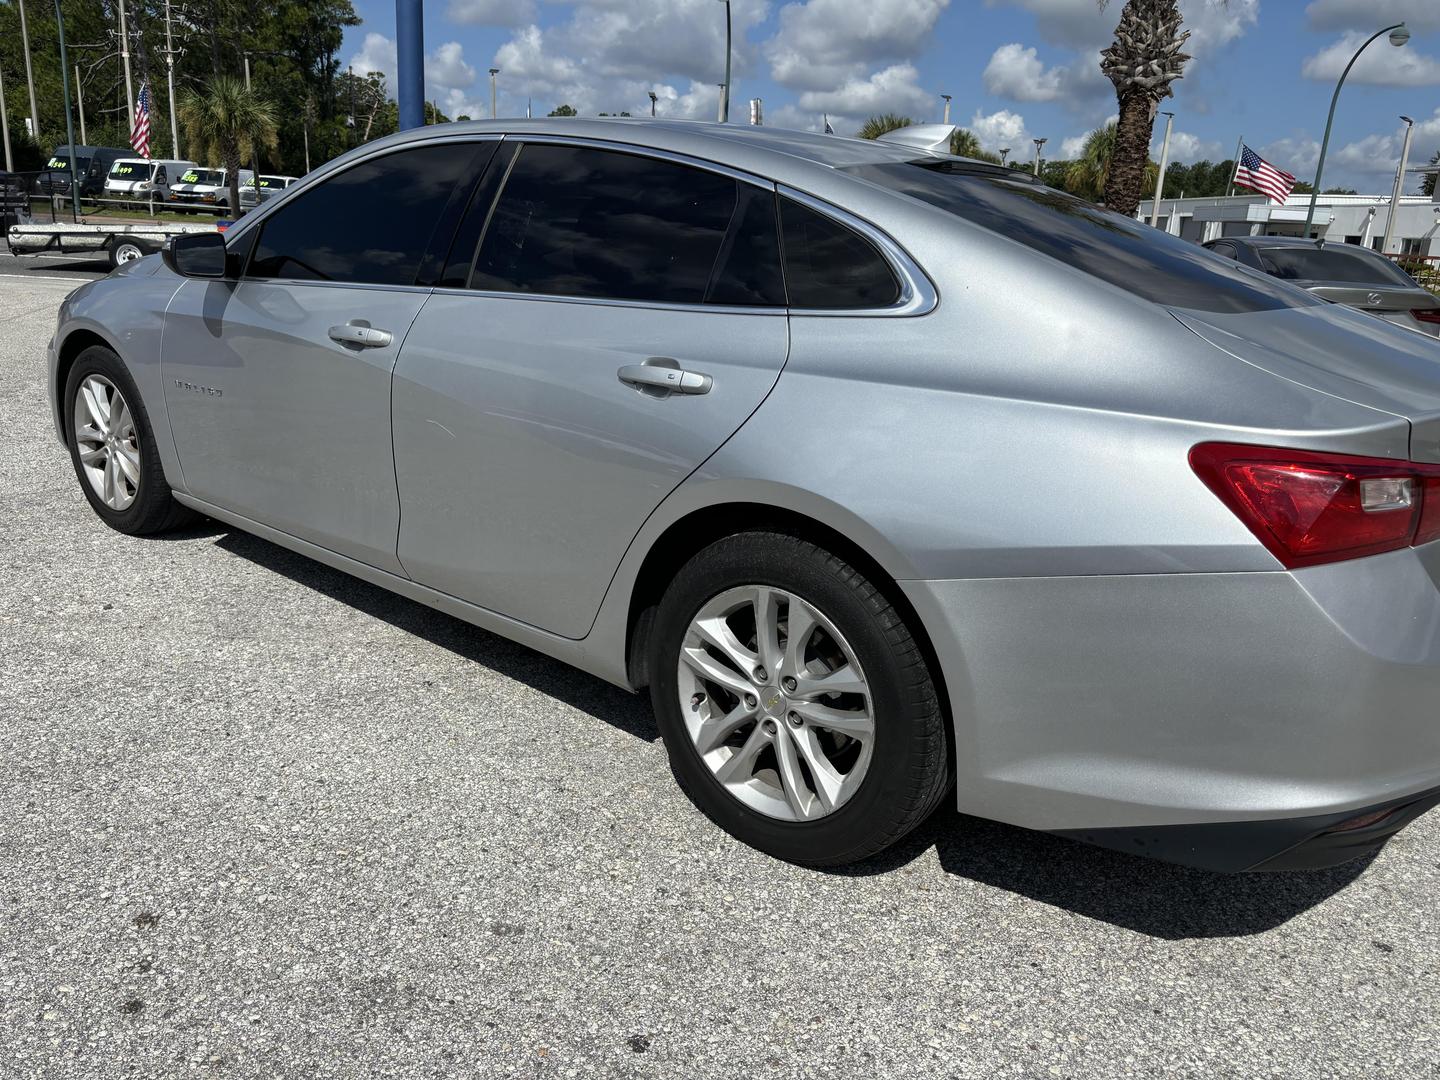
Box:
1226 135 1243 196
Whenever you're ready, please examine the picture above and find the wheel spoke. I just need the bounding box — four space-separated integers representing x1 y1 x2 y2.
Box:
793 663 867 700
103 452 118 506
784 598 817 678
791 700 874 740
789 726 845 813
78 444 108 466
772 725 815 818
75 423 105 447
693 700 756 755
115 446 140 486
680 645 753 701
752 586 783 676
714 722 770 785
80 381 110 431
691 614 758 680
111 398 133 441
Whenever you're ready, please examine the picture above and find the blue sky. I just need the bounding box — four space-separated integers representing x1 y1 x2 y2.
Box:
342 0 1440 194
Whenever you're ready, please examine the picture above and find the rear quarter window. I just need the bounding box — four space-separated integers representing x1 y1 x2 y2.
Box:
846 161 1316 314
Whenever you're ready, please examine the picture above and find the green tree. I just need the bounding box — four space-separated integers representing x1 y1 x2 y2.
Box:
1099 0 1192 216
856 114 915 140
1423 150 1438 198
948 128 1000 163
1064 122 1157 203
179 76 278 214
547 104 578 117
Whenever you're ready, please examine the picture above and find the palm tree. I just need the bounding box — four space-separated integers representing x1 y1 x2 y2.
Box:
179 76 279 216
1098 0 1191 216
1064 122 1158 203
857 114 915 140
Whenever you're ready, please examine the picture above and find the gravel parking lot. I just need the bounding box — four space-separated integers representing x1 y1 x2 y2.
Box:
3 275 1438 1079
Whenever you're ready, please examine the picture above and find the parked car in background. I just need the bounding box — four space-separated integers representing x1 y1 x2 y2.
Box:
239 174 301 209
103 158 199 206
34 146 132 200
47 119 1440 874
0 171 30 230
1205 236 1440 337
169 167 253 211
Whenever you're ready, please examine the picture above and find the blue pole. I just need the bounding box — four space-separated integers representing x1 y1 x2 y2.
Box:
396 0 424 131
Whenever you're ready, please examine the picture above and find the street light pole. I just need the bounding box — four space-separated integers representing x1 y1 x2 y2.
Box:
940 94 951 125
395 0 424 131
117 0 136 134
1381 115 1415 255
999 147 1009 166
1304 23 1410 239
164 0 181 158
1032 137 1046 178
75 65 87 145
17 0 40 146
648 91 658 118
1150 110 1175 228
717 0 732 123
489 68 500 119
53 0 80 217
0 61 13 173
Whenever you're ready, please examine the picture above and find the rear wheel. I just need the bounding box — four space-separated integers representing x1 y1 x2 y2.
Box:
649 531 949 866
108 238 149 268
64 345 195 535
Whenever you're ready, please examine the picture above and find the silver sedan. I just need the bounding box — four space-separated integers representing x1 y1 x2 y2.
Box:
46 119 1440 872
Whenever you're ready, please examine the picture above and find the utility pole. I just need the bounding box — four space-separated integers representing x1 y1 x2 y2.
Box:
163 0 181 159
1150 111 1175 228
396 0 424 131
1381 115 1416 255
0 61 13 172
118 0 136 135
17 0 40 147
75 65 86 144
54 0 80 216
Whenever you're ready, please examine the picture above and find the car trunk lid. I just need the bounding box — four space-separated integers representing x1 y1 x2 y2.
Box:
1171 302 1440 463
1302 282 1437 313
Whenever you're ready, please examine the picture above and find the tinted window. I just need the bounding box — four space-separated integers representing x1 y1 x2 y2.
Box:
848 161 1316 313
779 197 901 308
1254 246 1417 286
250 143 477 286
471 143 783 306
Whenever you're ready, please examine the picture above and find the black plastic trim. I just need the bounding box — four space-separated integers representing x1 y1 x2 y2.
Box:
1053 785 1440 873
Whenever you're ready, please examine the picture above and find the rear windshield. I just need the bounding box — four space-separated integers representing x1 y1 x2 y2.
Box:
1253 246 1415 286
845 161 1316 313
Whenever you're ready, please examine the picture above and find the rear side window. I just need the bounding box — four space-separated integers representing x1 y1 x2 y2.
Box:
249 143 477 286
1255 246 1416 286
779 197 901 308
847 161 1316 313
470 143 784 306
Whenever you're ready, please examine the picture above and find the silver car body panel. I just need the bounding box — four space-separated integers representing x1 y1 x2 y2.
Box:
47 118 1440 839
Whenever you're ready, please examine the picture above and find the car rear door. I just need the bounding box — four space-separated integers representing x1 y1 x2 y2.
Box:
161 139 494 573
391 139 790 638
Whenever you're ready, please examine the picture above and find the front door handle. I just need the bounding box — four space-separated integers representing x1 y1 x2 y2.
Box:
328 323 393 349
617 363 712 395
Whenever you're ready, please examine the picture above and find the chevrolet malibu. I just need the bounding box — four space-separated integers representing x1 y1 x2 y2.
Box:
48 119 1440 872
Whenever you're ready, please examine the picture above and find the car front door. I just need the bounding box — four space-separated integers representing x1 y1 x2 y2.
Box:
162 139 493 573
392 140 791 638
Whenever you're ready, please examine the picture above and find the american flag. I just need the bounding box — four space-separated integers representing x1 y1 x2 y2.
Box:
130 83 151 159
1233 145 1294 203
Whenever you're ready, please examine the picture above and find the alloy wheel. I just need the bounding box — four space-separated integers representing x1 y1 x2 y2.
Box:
676 584 875 822
73 374 141 511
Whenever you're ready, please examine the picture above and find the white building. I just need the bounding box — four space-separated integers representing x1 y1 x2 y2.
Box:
1141 180 1440 257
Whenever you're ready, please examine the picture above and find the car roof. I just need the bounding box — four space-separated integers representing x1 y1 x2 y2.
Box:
1223 236 1379 252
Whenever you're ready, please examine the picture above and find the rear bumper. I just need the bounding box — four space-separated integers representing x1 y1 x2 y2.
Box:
902 545 1440 869
1055 785 1440 872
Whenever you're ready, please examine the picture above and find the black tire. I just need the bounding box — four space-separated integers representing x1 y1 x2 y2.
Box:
64 344 196 535
649 531 950 867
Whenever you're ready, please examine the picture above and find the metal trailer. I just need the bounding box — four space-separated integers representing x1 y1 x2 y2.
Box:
5 218 221 269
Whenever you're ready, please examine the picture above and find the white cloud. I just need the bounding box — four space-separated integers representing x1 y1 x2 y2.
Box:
428 41 476 91
767 0 950 91
969 108 1030 154
1302 31 1440 86
795 63 934 122
1305 0 1440 34
1059 132 1088 158
446 0 536 28
1257 136 1321 179
1154 130 1223 163
983 43 1063 100
349 31 397 87
984 0 1256 56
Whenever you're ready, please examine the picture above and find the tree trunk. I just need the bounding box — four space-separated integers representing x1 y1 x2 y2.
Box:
1103 90 1154 217
225 144 241 218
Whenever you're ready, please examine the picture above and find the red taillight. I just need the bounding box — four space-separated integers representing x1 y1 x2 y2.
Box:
1190 443 1440 568
1412 308 1440 326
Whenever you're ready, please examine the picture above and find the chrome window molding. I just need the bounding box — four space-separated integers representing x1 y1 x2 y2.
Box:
777 185 938 318
427 288 787 317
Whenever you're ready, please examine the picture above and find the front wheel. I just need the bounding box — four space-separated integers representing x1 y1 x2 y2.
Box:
649 532 950 866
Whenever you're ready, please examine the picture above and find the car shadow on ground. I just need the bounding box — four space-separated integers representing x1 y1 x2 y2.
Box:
211 526 1371 941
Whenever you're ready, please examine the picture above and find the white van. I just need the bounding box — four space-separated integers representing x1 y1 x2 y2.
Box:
103 158 197 204
239 174 302 209
169 167 254 211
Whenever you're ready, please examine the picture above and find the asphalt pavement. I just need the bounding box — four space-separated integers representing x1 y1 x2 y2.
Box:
0 250 111 282
2 276 1438 1079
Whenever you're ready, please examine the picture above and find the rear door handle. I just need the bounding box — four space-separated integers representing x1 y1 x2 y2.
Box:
617 363 712 395
328 323 393 349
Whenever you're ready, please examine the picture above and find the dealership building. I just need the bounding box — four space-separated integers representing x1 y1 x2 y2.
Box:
1142 169 1440 256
